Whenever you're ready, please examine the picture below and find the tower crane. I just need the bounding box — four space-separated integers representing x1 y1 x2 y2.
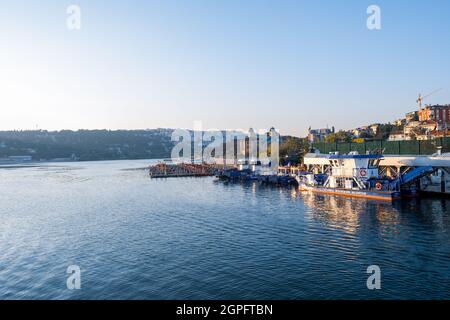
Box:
417 88 443 111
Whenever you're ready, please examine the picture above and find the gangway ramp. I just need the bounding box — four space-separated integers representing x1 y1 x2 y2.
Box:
400 166 435 185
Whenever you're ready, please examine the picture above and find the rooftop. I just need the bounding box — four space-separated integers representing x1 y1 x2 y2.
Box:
328 154 384 159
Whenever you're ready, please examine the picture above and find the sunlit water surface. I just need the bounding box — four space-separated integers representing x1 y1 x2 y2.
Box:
0 160 449 299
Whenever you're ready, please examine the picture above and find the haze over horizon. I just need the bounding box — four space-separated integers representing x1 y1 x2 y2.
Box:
1 0 450 136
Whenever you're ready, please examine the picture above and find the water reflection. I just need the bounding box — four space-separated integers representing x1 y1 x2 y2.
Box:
1 161 449 299
299 191 450 239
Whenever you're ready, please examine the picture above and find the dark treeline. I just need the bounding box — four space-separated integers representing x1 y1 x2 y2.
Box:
0 129 175 161
0 129 309 163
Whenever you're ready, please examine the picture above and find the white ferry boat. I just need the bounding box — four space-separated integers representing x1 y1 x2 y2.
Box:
296 152 404 201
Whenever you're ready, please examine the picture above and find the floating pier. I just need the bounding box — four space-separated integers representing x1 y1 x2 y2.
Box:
149 163 223 178
302 151 450 197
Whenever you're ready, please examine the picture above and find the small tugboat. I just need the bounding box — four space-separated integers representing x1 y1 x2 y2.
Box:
296 152 403 201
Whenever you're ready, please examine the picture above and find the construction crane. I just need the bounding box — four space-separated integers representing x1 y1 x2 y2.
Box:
417 88 443 110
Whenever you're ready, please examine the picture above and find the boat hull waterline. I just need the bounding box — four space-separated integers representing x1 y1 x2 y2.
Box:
298 184 402 201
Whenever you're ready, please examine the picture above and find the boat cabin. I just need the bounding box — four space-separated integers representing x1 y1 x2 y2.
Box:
328 153 382 179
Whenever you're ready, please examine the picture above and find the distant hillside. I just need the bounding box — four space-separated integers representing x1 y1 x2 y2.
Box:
0 129 175 161
0 129 309 163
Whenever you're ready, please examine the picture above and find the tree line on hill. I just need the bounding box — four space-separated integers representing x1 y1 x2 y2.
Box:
0 130 175 161
324 124 395 143
0 130 310 164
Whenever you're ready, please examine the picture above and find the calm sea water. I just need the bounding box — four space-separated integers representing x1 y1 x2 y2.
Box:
0 160 449 300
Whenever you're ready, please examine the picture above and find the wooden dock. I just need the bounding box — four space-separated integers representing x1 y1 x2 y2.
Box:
149 163 223 178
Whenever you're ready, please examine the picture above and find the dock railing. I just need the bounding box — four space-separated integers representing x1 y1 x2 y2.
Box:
312 137 450 156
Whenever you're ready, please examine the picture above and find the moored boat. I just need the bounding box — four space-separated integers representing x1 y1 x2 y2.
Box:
296 152 404 201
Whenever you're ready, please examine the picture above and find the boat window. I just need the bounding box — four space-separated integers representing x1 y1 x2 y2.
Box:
368 159 379 169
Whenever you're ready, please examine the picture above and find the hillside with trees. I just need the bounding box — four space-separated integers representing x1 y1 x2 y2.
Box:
0 130 309 163
0 130 175 161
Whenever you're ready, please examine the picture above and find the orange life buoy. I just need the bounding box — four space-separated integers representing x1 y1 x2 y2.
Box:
359 169 367 177
375 182 382 190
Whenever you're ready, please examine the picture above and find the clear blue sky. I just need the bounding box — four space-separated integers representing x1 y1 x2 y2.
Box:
1 0 449 136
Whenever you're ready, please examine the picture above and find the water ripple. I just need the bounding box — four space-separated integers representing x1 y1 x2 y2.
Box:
0 160 449 299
